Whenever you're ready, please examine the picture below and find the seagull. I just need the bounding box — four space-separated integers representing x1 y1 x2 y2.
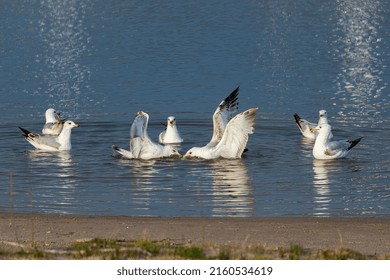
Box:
184 107 257 159
112 111 181 160
294 110 332 140
42 108 65 136
19 120 79 151
312 123 362 159
159 116 183 144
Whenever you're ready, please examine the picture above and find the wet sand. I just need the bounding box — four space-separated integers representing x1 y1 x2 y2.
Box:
1 213 389 257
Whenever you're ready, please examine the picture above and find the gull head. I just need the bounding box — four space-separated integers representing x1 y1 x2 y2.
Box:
312 123 331 134
167 116 176 128
63 120 80 129
319 110 327 118
45 108 57 123
183 147 203 159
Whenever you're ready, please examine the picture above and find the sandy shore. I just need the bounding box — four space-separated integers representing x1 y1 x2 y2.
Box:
1 213 389 257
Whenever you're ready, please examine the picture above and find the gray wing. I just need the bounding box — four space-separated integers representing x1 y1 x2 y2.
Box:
30 134 61 150
325 140 349 156
129 113 149 158
42 122 63 136
130 114 148 138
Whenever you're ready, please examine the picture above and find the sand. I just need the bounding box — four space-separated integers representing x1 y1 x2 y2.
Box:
1 213 389 256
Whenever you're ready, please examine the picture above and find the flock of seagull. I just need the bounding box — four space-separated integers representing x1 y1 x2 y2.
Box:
18 87 362 160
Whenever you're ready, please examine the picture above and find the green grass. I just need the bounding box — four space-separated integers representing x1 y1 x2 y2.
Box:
0 239 387 260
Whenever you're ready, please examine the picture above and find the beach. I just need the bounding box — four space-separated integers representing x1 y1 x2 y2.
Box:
1 213 389 258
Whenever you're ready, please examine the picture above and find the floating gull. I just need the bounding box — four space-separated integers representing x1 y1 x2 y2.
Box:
184 107 257 159
19 120 79 151
312 123 362 159
42 108 65 136
112 111 181 160
294 110 332 140
159 116 183 144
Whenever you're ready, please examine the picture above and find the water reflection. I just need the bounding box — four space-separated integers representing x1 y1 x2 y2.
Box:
37 0 93 115
312 159 333 216
210 159 254 217
127 159 159 212
26 150 78 214
27 150 74 174
333 0 387 124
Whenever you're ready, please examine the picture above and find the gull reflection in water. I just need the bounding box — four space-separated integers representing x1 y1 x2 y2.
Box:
127 159 159 212
312 159 334 216
26 150 78 214
210 159 254 217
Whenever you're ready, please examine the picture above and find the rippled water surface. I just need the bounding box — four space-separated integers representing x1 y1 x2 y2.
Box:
0 0 389 217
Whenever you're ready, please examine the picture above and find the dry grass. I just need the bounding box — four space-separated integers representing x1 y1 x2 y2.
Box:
0 238 388 260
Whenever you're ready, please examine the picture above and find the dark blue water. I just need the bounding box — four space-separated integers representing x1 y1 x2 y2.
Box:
0 0 389 217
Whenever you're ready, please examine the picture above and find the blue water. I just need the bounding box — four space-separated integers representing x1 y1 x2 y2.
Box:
0 0 389 217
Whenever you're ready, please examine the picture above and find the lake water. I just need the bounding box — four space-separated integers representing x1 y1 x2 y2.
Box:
0 0 389 217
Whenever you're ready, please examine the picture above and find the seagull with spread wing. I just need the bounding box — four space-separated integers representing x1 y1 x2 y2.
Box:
184 107 257 159
112 111 181 160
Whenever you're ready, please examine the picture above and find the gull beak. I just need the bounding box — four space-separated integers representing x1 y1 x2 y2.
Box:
74 123 80 128
310 126 319 133
169 120 174 127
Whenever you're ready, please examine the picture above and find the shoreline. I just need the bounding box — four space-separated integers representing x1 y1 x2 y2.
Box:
1 212 389 257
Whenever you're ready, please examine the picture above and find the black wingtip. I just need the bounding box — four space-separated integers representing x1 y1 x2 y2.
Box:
18 126 31 137
112 145 119 151
221 86 240 110
347 137 362 151
293 113 303 130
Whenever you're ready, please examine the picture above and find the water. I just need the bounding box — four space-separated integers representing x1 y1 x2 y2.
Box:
0 0 389 217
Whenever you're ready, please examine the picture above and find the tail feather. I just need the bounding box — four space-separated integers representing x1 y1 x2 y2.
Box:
112 145 133 159
347 137 362 151
18 127 31 138
293 113 302 130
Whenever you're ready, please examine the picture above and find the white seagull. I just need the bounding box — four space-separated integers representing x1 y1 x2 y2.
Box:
19 120 79 151
42 108 64 136
184 107 257 160
294 110 332 140
159 116 183 144
112 111 181 160
312 123 362 159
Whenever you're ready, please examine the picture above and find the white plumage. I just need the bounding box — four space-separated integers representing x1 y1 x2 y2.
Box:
294 110 332 140
159 116 183 144
19 120 79 151
312 123 362 159
112 111 181 160
184 107 257 159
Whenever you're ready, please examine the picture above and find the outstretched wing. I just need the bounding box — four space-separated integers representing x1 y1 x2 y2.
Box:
209 86 239 146
130 113 148 139
216 108 257 158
